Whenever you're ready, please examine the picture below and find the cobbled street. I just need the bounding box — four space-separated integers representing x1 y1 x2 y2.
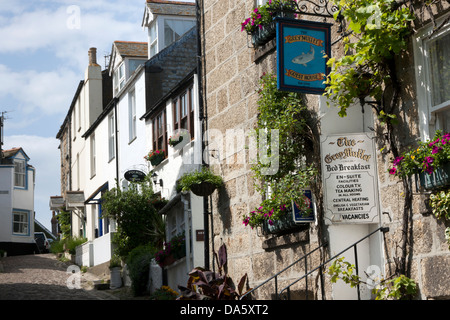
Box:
0 254 118 300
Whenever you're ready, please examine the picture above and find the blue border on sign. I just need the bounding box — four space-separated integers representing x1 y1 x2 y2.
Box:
276 18 332 94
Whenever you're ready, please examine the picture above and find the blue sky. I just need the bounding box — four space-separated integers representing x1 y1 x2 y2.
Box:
0 0 150 229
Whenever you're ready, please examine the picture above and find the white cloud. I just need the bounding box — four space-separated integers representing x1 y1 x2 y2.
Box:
0 64 80 116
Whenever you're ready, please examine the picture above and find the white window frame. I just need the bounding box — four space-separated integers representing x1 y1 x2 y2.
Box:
14 159 26 188
13 210 29 236
108 112 116 161
129 89 137 143
90 134 96 178
149 21 158 58
414 13 450 141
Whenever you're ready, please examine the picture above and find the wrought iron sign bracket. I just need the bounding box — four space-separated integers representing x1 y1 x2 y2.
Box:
271 0 346 38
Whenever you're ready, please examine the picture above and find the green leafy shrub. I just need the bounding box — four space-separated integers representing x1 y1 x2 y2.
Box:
126 244 156 296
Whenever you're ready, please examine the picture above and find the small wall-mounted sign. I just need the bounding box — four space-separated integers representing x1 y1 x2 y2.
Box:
196 230 204 242
276 18 332 94
292 189 315 223
124 170 146 182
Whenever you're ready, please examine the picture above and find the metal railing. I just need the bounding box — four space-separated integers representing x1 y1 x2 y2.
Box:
241 226 389 300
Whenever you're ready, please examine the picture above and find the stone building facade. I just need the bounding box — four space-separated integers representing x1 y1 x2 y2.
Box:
198 0 450 300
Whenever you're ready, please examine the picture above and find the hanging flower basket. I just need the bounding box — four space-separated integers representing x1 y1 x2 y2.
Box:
177 167 223 197
159 254 176 268
190 181 217 197
418 162 450 190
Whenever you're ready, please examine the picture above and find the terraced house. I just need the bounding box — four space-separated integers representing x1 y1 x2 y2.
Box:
197 0 450 300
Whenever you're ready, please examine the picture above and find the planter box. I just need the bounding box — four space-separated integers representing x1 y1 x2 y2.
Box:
251 22 276 46
149 153 165 166
418 162 450 190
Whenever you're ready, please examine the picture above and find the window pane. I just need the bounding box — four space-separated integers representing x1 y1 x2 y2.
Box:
429 32 450 106
164 19 195 47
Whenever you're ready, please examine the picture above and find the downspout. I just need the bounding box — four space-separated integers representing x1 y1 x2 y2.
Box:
114 98 119 184
195 0 211 271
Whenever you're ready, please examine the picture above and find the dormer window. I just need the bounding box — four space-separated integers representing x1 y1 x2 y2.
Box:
164 19 195 48
14 159 26 188
114 63 126 95
147 17 195 58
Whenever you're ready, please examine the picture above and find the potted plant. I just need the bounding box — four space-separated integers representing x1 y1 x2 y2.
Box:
170 233 186 260
155 243 175 268
389 131 450 190
241 0 297 46
144 149 165 166
178 167 223 197
169 131 184 147
109 254 122 289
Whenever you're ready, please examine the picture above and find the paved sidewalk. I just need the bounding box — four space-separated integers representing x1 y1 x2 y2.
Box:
0 254 118 300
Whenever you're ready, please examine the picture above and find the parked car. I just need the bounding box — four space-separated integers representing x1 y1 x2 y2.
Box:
34 232 50 253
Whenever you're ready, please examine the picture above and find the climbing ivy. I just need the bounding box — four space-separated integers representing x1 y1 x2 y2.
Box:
325 0 414 117
243 73 317 229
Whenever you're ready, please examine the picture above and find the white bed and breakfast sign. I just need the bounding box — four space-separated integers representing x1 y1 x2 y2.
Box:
321 132 380 224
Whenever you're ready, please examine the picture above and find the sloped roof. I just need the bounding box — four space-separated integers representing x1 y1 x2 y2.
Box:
146 0 195 16
113 41 148 58
2 147 21 159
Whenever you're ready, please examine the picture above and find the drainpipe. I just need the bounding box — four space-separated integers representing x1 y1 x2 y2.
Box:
181 193 192 273
195 0 211 271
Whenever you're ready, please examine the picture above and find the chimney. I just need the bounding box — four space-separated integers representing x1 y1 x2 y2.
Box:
88 47 99 66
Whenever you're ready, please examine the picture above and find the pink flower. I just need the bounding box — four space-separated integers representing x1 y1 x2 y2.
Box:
432 146 442 154
389 167 397 175
268 220 274 225
393 156 404 166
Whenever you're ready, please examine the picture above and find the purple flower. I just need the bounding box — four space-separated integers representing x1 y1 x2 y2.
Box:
424 156 434 164
432 146 443 154
393 156 404 166
268 220 274 226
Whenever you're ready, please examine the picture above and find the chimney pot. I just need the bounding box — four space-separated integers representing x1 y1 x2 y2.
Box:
88 47 98 66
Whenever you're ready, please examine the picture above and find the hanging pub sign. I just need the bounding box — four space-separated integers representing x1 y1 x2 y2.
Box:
276 18 332 94
124 170 146 182
320 133 380 224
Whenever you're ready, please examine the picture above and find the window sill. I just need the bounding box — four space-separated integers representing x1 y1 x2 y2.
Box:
128 137 137 145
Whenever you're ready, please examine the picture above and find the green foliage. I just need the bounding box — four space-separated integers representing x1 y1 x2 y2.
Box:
324 0 414 117
109 254 122 269
101 179 165 258
177 167 223 192
429 189 450 250
241 0 296 33
150 286 179 300
178 244 251 300
430 189 450 221
328 257 418 300
243 73 317 229
56 207 72 239
389 131 450 177
126 244 156 296
51 237 87 255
